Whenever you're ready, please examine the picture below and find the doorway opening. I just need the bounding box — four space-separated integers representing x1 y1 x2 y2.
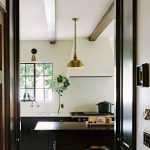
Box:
19 0 116 150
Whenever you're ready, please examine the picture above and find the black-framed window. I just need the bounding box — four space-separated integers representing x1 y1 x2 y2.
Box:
20 63 53 101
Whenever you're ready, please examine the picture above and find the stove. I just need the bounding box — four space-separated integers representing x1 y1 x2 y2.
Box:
70 112 114 116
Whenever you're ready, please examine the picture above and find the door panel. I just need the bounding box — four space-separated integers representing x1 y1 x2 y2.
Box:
0 9 5 150
121 1 134 147
115 0 136 149
0 0 20 149
8 0 20 149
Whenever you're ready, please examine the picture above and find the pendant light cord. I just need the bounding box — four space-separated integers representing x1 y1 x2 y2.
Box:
73 18 78 60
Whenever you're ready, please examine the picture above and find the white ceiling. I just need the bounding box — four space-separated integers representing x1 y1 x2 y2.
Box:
20 0 114 40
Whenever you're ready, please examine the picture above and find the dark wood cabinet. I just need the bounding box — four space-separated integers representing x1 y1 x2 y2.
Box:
21 117 67 150
55 130 114 150
29 131 49 150
21 117 73 150
21 117 114 150
21 130 54 150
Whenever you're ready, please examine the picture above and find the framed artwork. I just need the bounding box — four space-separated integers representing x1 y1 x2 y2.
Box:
137 63 150 87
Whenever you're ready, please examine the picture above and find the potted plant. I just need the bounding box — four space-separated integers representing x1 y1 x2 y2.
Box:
49 75 70 114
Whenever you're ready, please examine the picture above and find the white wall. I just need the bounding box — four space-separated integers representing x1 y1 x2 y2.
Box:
20 38 114 116
67 37 114 76
20 40 73 76
137 0 150 149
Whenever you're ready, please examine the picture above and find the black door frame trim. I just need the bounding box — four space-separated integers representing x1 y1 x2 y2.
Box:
115 0 137 149
5 0 20 149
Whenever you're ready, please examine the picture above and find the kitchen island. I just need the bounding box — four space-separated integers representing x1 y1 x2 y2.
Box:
35 121 114 150
21 117 114 150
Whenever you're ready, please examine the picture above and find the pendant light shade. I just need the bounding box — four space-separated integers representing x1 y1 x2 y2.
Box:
67 18 84 68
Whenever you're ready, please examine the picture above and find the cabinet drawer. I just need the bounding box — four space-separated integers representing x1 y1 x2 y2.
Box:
71 117 88 122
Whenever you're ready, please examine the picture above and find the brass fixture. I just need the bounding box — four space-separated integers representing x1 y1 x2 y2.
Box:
67 18 84 68
31 48 37 61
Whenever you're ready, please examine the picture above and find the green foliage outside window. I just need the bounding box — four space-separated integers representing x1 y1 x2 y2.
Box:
20 63 53 101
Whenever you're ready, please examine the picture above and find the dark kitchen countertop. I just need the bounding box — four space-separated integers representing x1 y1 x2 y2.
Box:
34 121 114 131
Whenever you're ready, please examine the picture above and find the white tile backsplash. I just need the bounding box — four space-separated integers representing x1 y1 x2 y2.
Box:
21 77 114 116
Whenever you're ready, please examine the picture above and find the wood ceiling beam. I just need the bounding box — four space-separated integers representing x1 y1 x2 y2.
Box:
44 0 56 44
89 1 114 41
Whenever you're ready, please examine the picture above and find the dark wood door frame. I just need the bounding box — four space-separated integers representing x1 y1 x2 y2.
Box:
13 0 20 149
115 0 137 149
0 3 7 150
3 0 20 150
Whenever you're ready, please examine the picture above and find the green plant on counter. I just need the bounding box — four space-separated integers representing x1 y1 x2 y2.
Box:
47 75 70 114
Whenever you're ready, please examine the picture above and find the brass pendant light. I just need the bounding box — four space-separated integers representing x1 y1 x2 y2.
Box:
67 18 84 68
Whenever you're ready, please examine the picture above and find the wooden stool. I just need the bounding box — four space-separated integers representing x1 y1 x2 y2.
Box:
86 145 110 150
